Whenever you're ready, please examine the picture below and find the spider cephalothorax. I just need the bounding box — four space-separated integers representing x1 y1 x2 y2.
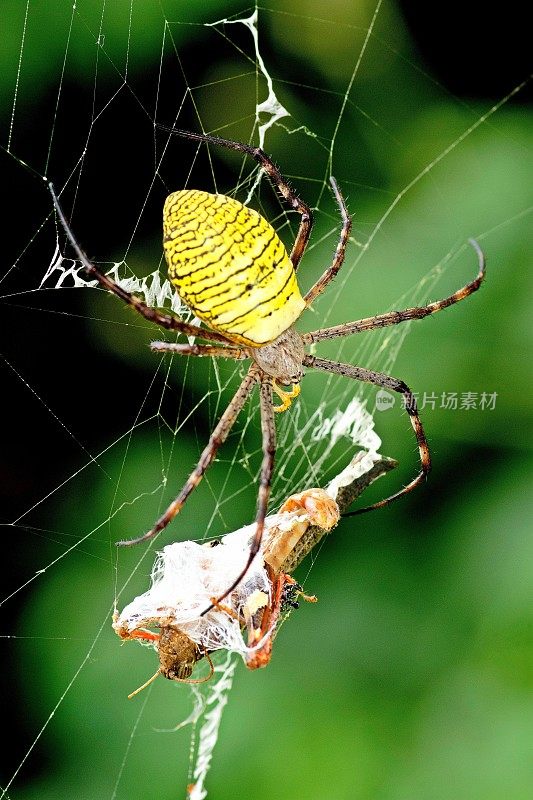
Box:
250 327 305 385
50 128 485 615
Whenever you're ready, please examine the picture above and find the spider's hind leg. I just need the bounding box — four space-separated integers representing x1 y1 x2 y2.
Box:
49 183 230 345
304 177 352 306
157 128 313 270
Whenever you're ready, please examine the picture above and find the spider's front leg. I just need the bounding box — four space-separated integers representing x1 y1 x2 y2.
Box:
304 239 486 344
304 355 431 512
200 378 276 616
117 368 258 547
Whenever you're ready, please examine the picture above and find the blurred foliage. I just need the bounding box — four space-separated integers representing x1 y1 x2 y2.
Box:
1 1 532 799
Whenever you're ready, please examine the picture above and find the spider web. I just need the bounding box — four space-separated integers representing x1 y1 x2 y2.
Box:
1 2 531 799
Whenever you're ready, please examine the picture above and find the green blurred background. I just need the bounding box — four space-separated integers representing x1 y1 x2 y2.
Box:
1 1 532 798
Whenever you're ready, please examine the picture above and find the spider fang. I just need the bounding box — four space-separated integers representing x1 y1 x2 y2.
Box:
272 381 301 412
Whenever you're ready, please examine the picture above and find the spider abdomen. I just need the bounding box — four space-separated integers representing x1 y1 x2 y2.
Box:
163 190 305 346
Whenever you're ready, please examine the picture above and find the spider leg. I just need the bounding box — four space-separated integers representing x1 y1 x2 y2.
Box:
49 183 230 345
151 341 248 359
117 368 258 546
157 128 313 269
304 354 431 512
304 239 485 344
200 378 275 616
304 177 352 306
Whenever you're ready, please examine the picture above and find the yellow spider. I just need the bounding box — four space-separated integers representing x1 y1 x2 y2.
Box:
50 129 485 613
